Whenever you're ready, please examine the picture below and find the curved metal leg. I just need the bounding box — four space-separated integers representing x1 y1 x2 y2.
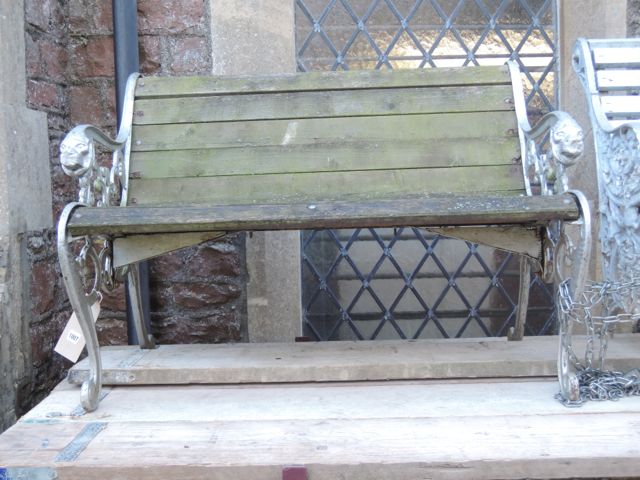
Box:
554 191 592 405
557 306 580 405
127 262 155 349
57 203 102 412
508 256 532 341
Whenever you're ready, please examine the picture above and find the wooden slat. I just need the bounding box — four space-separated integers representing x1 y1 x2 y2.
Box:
593 47 640 68
596 69 640 91
131 111 517 152
133 85 514 125
601 95 640 118
63 334 640 386
27 377 640 420
127 165 525 206
131 139 519 180
67 194 578 236
135 65 511 98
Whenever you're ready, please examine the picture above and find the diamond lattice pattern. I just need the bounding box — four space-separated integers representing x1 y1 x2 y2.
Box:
297 0 557 340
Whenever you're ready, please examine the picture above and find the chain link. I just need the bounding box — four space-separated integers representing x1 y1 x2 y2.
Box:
556 278 640 406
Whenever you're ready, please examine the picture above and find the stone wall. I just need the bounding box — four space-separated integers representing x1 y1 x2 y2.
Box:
630 0 640 35
8 0 246 430
1 0 53 432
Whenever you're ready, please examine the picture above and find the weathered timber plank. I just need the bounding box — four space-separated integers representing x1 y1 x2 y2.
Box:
130 111 517 152
66 334 640 386
113 232 226 268
601 95 640 117
597 69 640 91
127 165 525 206
426 225 544 259
593 47 640 68
67 194 579 236
135 65 511 98
132 85 514 125
4 415 640 479
131 139 519 180
29 376 640 422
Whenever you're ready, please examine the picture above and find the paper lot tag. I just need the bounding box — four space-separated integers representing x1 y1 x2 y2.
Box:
54 301 101 363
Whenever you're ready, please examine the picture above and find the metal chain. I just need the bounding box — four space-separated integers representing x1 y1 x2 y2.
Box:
556 278 640 406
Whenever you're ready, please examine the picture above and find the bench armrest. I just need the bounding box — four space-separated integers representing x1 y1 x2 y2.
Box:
60 72 139 208
508 61 585 197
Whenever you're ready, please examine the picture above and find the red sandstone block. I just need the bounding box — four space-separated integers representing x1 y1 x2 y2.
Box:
95 1 114 32
30 260 57 315
101 284 127 312
68 0 91 33
139 35 162 74
69 84 103 125
71 36 115 79
96 318 128 346
168 282 241 309
49 0 66 32
27 80 62 111
138 0 205 34
40 39 68 83
105 84 117 124
149 250 185 281
185 244 242 278
25 0 50 31
151 312 241 344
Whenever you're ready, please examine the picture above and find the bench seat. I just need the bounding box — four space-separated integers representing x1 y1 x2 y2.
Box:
67 194 580 236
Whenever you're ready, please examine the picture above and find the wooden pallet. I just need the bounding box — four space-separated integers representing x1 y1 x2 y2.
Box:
2 337 640 479
3 379 640 479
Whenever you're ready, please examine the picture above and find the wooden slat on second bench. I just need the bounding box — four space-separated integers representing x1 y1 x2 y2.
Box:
67 194 580 236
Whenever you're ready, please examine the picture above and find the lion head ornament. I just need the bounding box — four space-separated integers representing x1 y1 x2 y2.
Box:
550 117 584 167
60 129 95 177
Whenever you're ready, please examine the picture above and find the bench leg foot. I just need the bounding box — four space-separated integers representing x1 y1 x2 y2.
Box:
127 262 156 349
57 203 103 412
557 310 580 405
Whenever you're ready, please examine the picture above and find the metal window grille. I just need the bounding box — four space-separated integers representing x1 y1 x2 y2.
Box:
296 0 558 340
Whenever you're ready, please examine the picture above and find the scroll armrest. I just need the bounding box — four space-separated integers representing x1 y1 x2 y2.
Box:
507 61 585 197
60 72 139 208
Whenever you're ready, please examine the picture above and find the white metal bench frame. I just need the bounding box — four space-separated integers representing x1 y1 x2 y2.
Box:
553 38 640 404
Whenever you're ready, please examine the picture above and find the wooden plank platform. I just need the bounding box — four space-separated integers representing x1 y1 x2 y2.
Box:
3 337 640 479
68 335 640 385
2 378 640 479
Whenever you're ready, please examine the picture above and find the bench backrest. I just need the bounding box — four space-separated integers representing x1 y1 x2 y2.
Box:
127 66 523 207
573 38 640 130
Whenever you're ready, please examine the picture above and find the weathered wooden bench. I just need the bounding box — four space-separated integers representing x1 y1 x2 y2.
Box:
57 63 590 411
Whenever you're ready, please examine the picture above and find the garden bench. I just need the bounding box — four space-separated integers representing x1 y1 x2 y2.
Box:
57 62 590 411
552 38 640 405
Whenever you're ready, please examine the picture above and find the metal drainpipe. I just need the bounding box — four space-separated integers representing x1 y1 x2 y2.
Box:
112 0 152 345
